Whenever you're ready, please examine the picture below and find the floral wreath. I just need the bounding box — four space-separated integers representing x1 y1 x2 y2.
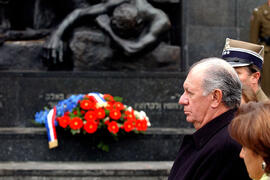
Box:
35 92 150 151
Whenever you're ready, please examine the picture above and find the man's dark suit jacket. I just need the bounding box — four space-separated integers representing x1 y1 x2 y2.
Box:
168 109 251 180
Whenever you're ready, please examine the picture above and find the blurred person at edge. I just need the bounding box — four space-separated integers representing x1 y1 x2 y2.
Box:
168 57 250 180
229 101 270 180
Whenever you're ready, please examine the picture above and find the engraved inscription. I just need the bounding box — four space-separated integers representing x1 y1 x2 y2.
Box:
163 102 182 110
42 93 66 108
134 102 182 111
45 93 65 101
38 92 183 112
134 102 162 110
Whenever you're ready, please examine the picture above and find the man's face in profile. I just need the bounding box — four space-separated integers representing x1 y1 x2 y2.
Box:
234 67 254 89
178 67 212 129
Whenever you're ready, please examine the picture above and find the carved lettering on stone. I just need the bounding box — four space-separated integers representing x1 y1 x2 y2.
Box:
134 102 182 111
44 93 65 101
163 102 182 110
40 93 66 108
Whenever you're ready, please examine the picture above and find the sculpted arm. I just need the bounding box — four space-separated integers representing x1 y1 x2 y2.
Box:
44 0 128 62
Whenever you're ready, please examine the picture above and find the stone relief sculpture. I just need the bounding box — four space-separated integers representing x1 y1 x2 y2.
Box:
0 0 180 71
43 0 175 70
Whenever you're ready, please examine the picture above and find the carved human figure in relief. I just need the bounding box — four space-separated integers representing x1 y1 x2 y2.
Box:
43 0 171 64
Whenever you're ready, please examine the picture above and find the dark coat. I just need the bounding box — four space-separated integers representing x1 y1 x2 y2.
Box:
168 109 251 180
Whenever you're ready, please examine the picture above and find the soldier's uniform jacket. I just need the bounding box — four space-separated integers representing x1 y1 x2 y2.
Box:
250 2 270 49
250 3 270 96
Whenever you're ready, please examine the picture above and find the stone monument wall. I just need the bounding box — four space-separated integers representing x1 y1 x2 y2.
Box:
181 0 266 69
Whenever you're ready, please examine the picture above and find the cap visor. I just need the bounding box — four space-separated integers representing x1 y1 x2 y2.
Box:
227 62 252 68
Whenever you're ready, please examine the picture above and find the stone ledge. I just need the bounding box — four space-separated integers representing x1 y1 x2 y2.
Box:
0 161 173 177
0 127 192 161
0 127 195 135
0 70 187 78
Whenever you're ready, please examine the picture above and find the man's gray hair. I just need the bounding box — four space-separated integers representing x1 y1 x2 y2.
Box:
190 57 242 109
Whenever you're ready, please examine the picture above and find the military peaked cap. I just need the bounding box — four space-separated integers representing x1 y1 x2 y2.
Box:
222 38 264 70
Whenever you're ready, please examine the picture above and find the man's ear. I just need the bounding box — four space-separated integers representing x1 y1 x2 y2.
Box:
211 89 222 108
251 71 260 84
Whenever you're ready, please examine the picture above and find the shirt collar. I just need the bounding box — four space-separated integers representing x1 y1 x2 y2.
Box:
192 108 237 149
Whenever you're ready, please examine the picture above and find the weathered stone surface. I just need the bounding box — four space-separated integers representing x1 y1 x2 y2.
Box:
0 71 189 128
186 0 236 27
186 26 237 66
70 28 180 71
0 161 173 180
70 28 113 71
0 127 194 161
182 0 267 67
239 27 250 42
0 40 45 70
237 0 266 28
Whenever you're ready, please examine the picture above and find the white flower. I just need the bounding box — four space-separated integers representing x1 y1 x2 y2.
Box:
96 102 107 108
133 110 151 127
127 106 133 112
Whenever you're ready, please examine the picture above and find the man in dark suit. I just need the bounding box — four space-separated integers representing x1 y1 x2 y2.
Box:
168 58 250 180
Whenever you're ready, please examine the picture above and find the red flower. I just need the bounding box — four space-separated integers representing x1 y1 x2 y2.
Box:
125 111 136 121
69 117 83 130
107 121 119 134
105 102 114 110
104 120 110 125
104 94 114 102
135 119 148 131
84 111 97 122
57 116 70 128
123 120 134 132
109 109 121 120
96 108 105 119
80 99 95 110
84 121 98 134
113 102 124 111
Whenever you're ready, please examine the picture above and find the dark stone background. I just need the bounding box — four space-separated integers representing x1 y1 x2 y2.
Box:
181 0 266 69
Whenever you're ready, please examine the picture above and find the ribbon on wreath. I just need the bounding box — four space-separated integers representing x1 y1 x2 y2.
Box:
88 92 106 103
43 93 105 149
45 106 58 149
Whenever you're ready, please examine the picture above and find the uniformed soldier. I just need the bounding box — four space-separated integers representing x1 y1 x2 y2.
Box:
250 0 270 96
222 38 269 102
